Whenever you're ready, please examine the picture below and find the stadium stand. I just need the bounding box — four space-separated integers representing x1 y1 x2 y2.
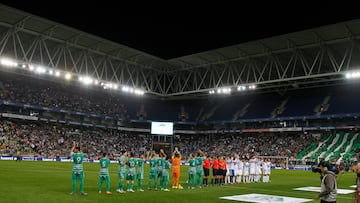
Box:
3 71 360 123
2 70 360 168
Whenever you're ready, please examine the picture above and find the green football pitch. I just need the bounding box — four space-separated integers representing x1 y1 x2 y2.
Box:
0 161 356 203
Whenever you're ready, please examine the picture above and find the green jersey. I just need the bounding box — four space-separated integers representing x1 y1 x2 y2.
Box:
118 156 127 173
195 157 204 171
149 158 158 173
188 158 196 174
162 160 170 176
157 157 165 172
99 157 110 176
127 157 137 176
137 158 144 174
72 153 84 174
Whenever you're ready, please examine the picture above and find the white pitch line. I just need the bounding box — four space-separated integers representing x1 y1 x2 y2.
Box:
219 184 354 200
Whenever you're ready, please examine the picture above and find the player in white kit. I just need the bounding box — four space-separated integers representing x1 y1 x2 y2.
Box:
254 157 263 182
249 156 256 183
227 157 236 184
235 156 243 183
243 158 250 183
262 159 271 182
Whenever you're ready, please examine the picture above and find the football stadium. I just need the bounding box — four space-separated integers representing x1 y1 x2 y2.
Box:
1 3 360 203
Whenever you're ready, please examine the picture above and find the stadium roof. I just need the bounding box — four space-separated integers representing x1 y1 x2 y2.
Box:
1 3 360 98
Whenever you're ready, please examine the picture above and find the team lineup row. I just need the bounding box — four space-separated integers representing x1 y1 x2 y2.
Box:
70 143 272 195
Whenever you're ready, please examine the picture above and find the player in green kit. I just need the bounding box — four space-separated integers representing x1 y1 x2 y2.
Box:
147 151 158 190
98 152 112 195
157 149 166 190
126 152 136 192
116 150 127 193
161 158 171 191
136 153 145 192
70 142 87 195
187 153 196 189
195 150 205 188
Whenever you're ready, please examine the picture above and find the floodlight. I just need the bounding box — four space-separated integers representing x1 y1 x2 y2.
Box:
237 86 246 91
65 73 72 80
249 85 256 89
0 58 17 67
36 66 46 74
82 77 93 85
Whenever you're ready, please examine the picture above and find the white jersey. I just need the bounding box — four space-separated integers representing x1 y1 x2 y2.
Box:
263 161 271 175
236 159 243 176
234 158 239 169
255 159 262 175
228 159 235 171
249 158 256 174
243 161 250 176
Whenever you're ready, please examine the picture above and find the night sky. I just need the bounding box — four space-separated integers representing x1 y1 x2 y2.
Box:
2 1 360 59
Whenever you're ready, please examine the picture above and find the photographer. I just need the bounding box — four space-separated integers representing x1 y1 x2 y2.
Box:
315 161 337 203
355 162 360 202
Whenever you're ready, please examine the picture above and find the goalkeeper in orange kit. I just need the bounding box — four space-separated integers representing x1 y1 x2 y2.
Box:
171 147 182 189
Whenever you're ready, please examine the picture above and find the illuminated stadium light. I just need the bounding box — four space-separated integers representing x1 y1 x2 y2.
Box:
237 86 246 91
0 58 18 67
101 83 108 89
101 82 117 90
83 77 93 85
215 87 231 94
222 88 231 94
122 86 130 92
134 89 144 95
0 57 146 97
35 66 46 74
248 84 256 89
345 72 360 79
65 73 72 80
80 76 93 85
121 86 144 95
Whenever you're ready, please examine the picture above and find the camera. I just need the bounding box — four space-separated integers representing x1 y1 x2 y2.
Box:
311 161 338 175
312 166 322 173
